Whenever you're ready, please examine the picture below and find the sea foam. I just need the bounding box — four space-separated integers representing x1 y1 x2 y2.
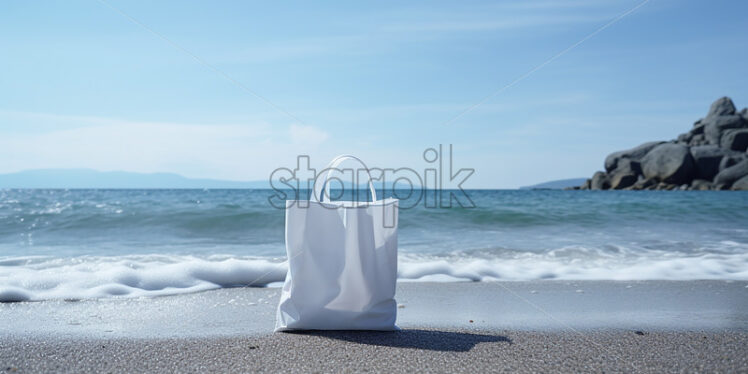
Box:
1 250 747 302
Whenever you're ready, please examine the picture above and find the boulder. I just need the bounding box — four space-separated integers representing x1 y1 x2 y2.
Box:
688 133 707 146
610 173 637 189
581 97 748 191
676 133 690 144
590 171 609 190
690 145 729 180
715 183 730 190
629 176 656 190
706 96 736 117
732 175 748 190
718 153 747 173
720 129 748 152
714 159 748 187
641 143 695 184
604 141 663 172
609 159 640 190
686 124 705 145
690 179 713 191
654 182 677 190
703 115 745 145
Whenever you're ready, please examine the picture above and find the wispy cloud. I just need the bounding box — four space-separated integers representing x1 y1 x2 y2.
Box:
489 0 622 11
214 35 370 64
380 14 610 33
210 1 631 64
0 111 330 180
289 124 329 146
375 0 631 33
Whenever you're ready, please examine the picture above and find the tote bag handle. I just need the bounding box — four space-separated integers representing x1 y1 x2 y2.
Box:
313 155 378 202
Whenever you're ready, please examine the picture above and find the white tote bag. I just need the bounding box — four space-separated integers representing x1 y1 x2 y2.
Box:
275 155 399 331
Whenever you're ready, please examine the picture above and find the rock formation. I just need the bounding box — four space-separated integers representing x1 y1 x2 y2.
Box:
575 97 748 190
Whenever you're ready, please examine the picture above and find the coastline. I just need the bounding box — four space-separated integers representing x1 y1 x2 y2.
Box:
2 281 747 372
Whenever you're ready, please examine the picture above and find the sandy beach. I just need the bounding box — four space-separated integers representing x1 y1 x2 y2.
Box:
2 281 747 373
3 329 747 373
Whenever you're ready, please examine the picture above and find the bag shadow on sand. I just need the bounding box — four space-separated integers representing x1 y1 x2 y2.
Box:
284 329 512 352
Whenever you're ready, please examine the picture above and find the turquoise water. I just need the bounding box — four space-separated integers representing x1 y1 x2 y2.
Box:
1 189 747 301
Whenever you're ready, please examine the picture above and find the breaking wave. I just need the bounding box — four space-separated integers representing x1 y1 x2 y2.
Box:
2 244 748 302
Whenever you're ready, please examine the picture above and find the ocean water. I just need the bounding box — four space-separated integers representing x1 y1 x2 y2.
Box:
1 189 747 301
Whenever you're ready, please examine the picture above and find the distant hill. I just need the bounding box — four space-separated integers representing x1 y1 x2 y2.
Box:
0 169 269 189
0 169 419 189
520 178 587 190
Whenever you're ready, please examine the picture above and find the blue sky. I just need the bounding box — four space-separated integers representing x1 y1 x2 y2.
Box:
1 0 746 188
